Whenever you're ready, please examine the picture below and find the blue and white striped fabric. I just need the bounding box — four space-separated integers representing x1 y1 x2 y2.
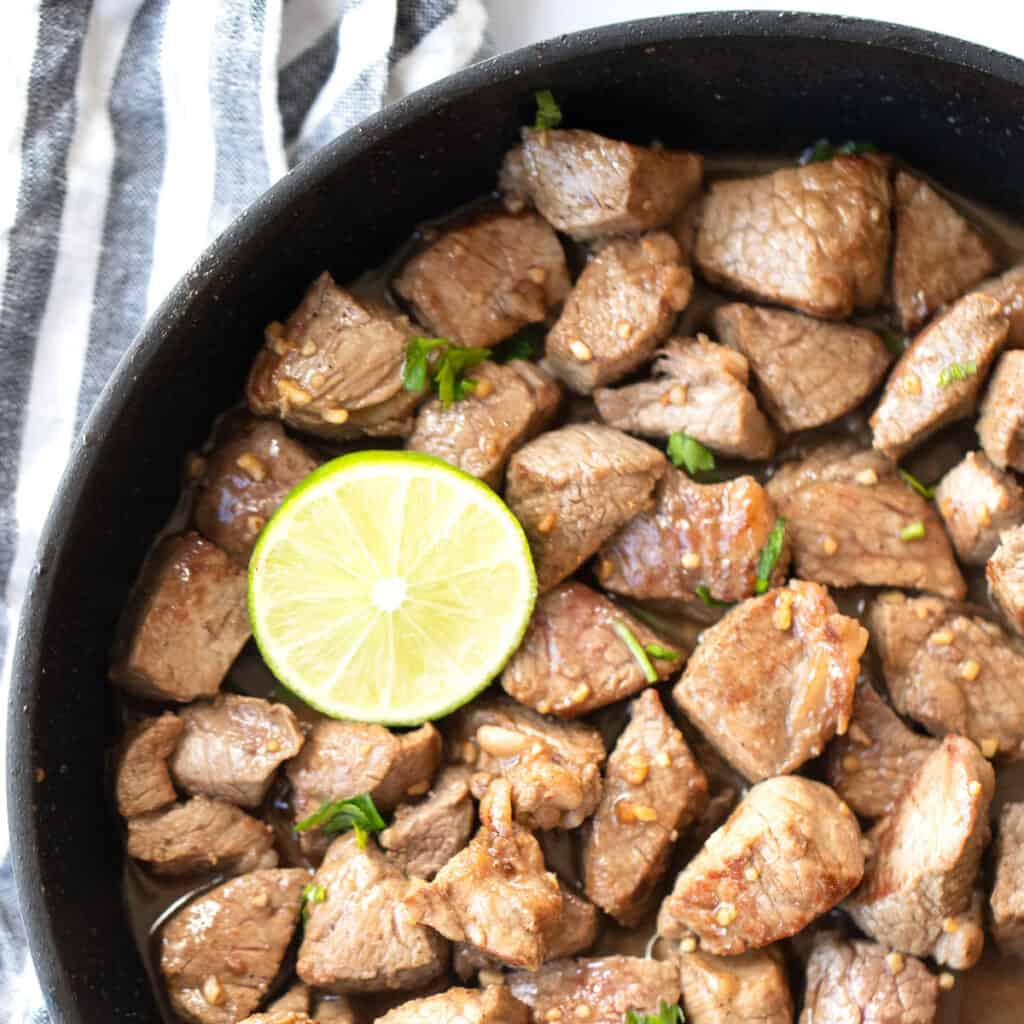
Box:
0 2 486 1019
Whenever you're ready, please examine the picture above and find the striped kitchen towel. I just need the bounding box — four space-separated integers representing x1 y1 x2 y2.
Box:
0 1 486 1020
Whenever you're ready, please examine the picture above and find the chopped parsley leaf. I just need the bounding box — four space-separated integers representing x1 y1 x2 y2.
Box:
755 517 787 595
937 360 978 388
532 90 563 132
624 1001 685 1024
644 642 682 662
493 324 545 363
900 521 926 541
301 883 326 920
799 138 879 165
667 432 716 476
695 585 734 609
404 337 491 407
294 793 386 848
613 621 658 683
898 468 935 500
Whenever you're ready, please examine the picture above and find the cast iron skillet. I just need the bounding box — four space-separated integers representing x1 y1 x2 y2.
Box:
9 11 1024 1022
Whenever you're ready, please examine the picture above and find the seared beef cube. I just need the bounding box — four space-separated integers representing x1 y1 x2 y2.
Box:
869 591 1024 758
989 524 1024 634
599 467 787 611
376 985 529 1024
766 442 966 599
594 335 775 459
297 833 447 993
583 690 708 925
371 724 443 810
980 263 1024 347
393 211 569 349
892 172 996 332
657 777 863 955
127 796 277 877
978 350 1024 470
932 889 986 970
678 948 792 1024
169 694 304 809
799 932 938 1024
674 580 866 781
449 696 605 830
694 156 891 319
267 985 309 1013
248 273 424 440
990 802 1024 956
115 713 184 818
111 532 250 702
193 416 318 564
505 424 666 591
501 582 679 718
545 233 693 393
826 679 939 820
846 735 993 962
160 868 306 1024
408 360 559 487
405 779 563 970
500 128 702 240
712 303 891 432
871 292 1009 459
380 765 475 880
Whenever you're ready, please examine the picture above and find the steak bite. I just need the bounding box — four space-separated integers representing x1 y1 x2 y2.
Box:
870 292 1009 459
799 932 938 1024
978 350 1024 470
766 442 966 600
712 302 892 433
594 335 776 459
892 171 997 332
110 532 251 703
500 128 703 240
673 580 866 782
296 833 448 993
846 735 994 962
370 724 443 811
393 210 569 349
990 802 1024 956
677 947 792 1024
500 582 680 718
505 424 666 591
583 690 708 925
169 695 304 810
826 679 939 820
375 986 530 1024
657 776 864 955
449 696 605 831
545 233 693 393
868 591 1024 758
694 156 891 319
988 524 1024 634
160 868 307 1024
115 713 184 819
247 273 424 441
979 263 1024 348
598 467 787 610
407 360 560 487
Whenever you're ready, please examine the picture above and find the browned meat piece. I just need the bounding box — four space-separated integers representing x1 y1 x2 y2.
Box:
869 591 1024 758
932 890 986 970
657 776 864 955
674 580 866 782
407 360 559 487
404 779 563 970
694 156 891 318
248 273 424 440
766 442 966 600
935 451 1024 565
169 694 304 809
237 1013 313 1024
892 172 996 332
846 735 993 961
160 868 306 1024
115 713 184 819
599 467 787 610
505 424 666 591
500 582 680 718
312 997 356 1024
449 696 605 831
799 932 938 1024
827 679 939 820
500 128 702 240
297 833 447 993
678 947 792 1024
380 766 475 880
583 690 708 925
110 532 250 702
871 292 1009 459
545 233 692 393
375 985 530 1024
507 956 680 1024
393 211 569 349
371 724 443 810
712 303 891 432
127 796 277 877
989 524 1024 635
979 263 1024 348
267 984 309 1013
991 802 1024 956
594 335 775 459
978 350 1024 470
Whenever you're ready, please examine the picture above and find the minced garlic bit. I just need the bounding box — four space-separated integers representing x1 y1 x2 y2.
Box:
246 515 266 534
478 968 504 988
860 837 874 858
855 467 879 486
568 339 593 362
942 917 960 934
842 755 861 773
300 340 318 357
574 1006 592 1020
885 952 905 975
902 374 922 396
681 552 702 570
597 558 613 581
622 756 650 786
981 738 999 759
975 502 992 527
275 378 313 406
251 889 269 909
309 372 326 390
322 407 350 425
537 511 557 535
474 377 495 399
968 780 983 797
545 1010 564 1023
939 972 956 991
536 701 552 715
616 320 634 340
202 976 224 1006
571 683 591 705
265 738 280 754
655 751 671 768
476 725 528 758
848 723 872 747
837 801 851 816
632 804 658 822
235 453 267 482
929 629 954 646
406 780 430 797
680 936 699 954
527 266 548 285
715 903 737 927
744 866 760 882
264 320 285 342
773 590 794 631
822 535 839 555
960 659 981 682
669 383 688 406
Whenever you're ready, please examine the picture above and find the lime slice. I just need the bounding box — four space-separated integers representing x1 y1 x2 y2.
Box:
248 451 537 725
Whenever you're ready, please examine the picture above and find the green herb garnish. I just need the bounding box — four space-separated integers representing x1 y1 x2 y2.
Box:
294 794 386 848
613 621 658 683
880 329 908 356
625 1001 685 1024
402 336 448 392
900 521 926 541
898 468 935 500
493 324 545 363
404 337 491 407
695 585 734 609
937 360 978 388
532 89 562 132
644 642 682 662
755 517 787 595
799 139 879 165
667 432 716 476
301 883 326 919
